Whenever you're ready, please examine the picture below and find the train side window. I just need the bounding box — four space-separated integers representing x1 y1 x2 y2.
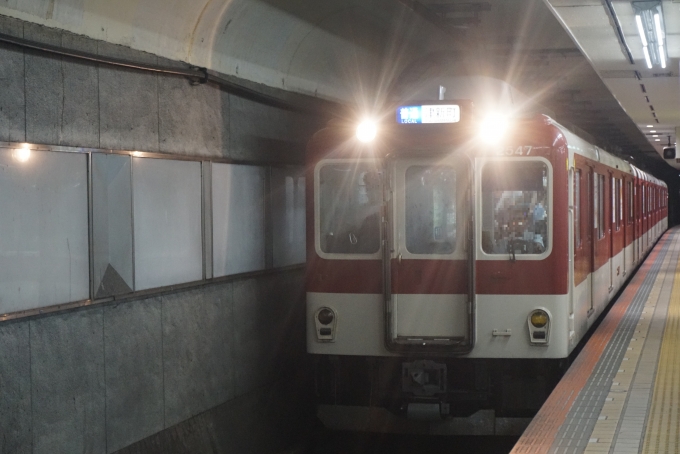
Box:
594 173 605 239
627 181 633 223
599 174 605 238
318 162 381 254
481 160 549 255
618 179 623 227
611 176 616 228
405 166 456 255
614 178 621 231
574 169 581 248
594 173 599 236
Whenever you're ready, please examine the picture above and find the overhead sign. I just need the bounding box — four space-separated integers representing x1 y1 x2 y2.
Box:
396 104 461 124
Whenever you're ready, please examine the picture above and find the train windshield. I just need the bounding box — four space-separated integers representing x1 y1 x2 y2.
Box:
405 166 456 254
318 162 381 254
481 160 549 255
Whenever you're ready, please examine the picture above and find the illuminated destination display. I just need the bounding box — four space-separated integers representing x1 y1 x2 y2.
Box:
396 104 461 124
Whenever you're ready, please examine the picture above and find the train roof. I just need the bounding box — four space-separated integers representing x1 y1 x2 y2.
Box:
548 117 667 189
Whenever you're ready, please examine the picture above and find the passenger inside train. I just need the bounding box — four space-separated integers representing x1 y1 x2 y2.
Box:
482 161 549 255
319 164 381 254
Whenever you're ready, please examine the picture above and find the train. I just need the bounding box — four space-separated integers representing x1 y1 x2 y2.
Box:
305 81 668 431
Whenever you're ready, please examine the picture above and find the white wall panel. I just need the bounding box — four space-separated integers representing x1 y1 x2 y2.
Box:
92 154 133 297
0 149 89 313
212 163 265 276
133 158 202 290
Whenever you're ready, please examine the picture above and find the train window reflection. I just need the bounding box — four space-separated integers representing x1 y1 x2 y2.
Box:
319 162 381 254
405 166 456 255
481 161 549 255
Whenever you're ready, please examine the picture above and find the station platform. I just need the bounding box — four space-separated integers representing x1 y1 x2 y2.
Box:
512 226 680 454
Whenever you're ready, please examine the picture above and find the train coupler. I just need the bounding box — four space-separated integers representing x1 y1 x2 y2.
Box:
402 359 447 396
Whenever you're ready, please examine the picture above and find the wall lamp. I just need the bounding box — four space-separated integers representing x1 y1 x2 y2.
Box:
633 1 666 69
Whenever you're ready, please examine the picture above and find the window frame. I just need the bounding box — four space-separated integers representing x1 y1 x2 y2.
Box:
477 156 553 261
314 158 383 260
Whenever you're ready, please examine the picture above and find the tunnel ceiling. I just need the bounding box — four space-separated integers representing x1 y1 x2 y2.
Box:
0 0 673 176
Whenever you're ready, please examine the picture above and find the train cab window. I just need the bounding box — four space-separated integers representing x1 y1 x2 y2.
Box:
404 166 456 255
481 160 549 255
318 162 381 254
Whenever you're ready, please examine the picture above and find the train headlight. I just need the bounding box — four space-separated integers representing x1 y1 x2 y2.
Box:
527 309 550 345
315 307 337 342
356 120 377 143
478 112 509 144
530 311 549 328
317 308 335 325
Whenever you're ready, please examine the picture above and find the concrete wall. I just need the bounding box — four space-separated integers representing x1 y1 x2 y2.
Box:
0 15 319 163
0 14 318 454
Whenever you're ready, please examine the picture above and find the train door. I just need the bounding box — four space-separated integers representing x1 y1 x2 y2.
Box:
385 156 472 352
588 166 595 314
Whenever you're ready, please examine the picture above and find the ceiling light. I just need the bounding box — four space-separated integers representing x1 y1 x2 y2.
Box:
635 15 648 46
653 135 659 137
647 125 654 127
650 130 656 132
633 1 666 69
655 139 661 141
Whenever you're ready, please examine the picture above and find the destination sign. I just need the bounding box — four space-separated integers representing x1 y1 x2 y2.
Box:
396 104 461 124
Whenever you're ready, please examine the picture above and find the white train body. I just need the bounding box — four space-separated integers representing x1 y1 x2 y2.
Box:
306 103 667 423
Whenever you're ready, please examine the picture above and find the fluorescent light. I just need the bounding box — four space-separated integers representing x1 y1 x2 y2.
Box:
653 135 659 137
651 130 657 132
654 13 664 44
647 125 654 127
634 3 666 68
636 15 648 46
643 46 652 68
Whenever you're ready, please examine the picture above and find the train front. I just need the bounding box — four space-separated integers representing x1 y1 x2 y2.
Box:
306 100 569 429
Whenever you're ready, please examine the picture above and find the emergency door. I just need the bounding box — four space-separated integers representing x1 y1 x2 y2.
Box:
385 157 472 351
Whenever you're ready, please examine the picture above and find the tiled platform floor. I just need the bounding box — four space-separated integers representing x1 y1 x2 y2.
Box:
512 227 680 454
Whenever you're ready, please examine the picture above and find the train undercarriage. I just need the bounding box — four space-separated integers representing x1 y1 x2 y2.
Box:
313 355 569 434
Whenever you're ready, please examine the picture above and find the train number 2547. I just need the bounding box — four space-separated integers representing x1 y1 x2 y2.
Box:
500 146 534 156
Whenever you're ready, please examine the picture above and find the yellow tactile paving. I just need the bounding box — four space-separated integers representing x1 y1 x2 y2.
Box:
584 239 676 454
641 240 680 454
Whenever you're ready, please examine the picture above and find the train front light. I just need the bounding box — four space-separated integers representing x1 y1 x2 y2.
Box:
478 112 509 144
527 309 550 345
315 307 337 342
530 311 549 328
356 120 377 143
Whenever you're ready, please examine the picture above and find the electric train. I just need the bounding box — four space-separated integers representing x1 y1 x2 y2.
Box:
305 87 667 428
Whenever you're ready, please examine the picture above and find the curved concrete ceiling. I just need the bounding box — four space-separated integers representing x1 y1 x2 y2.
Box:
0 0 449 102
1 0 675 177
